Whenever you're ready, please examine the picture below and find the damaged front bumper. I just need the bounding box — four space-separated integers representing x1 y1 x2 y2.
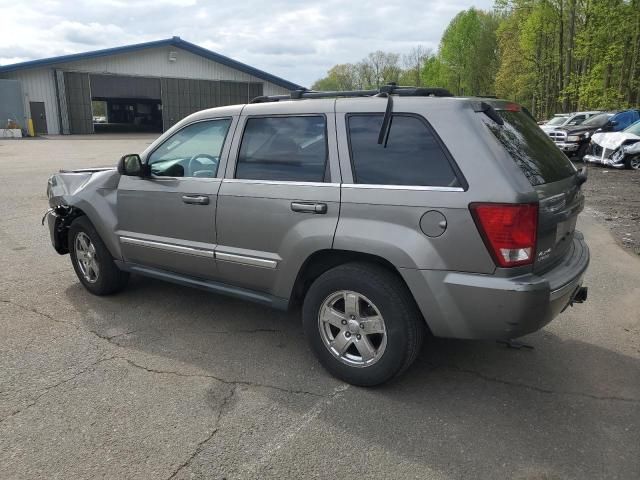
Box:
42 205 75 254
583 153 626 168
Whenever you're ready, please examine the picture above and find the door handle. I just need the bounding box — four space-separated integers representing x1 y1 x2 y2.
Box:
291 202 327 214
182 195 209 205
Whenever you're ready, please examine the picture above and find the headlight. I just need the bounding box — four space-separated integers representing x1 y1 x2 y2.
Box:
567 135 582 142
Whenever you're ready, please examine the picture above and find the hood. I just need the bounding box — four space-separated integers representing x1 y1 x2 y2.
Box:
591 131 640 150
558 124 598 134
47 168 120 207
58 167 115 174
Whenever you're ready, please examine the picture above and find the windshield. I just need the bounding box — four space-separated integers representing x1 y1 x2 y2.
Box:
582 113 613 127
546 116 568 126
623 120 640 136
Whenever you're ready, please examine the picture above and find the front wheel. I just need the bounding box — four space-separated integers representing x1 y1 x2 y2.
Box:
625 155 640 170
68 216 129 295
302 263 424 386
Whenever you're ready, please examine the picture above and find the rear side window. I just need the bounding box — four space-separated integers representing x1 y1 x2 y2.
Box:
483 110 576 186
236 116 327 182
347 114 461 187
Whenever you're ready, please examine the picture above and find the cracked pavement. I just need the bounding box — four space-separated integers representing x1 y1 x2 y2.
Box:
1 135 639 479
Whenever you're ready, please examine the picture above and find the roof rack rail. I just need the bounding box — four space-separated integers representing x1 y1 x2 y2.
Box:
250 83 453 103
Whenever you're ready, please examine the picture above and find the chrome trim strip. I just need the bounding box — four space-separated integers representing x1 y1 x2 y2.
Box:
222 179 339 187
215 251 278 269
342 184 464 192
120 236 214 258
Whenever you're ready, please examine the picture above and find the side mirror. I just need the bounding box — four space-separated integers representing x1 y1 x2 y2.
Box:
117 154 149 177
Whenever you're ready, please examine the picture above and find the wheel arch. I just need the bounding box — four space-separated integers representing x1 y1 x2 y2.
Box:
49 205 87 254
287 249 431 332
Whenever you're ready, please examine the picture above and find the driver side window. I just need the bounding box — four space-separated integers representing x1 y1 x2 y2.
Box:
148 118 232 178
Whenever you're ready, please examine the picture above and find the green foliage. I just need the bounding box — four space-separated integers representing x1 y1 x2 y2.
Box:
311 1 639 117
494 0 640 118
436 8 499 95
312 48 432 91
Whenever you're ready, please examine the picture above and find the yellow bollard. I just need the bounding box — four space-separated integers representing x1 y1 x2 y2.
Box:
27 118 35 137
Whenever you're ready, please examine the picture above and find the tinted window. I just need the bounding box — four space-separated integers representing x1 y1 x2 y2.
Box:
148 119 231 178
236 116 327 182
347 114 461 187
483 110 575 186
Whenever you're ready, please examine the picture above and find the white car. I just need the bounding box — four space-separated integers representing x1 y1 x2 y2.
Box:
583 120 640 170
540 111 602 134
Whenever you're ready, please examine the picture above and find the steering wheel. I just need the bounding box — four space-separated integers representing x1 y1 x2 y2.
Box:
187 154 219 178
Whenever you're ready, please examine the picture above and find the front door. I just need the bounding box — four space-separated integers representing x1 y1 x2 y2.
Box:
116 117 235 279
216 108 341 298
29 102 47 134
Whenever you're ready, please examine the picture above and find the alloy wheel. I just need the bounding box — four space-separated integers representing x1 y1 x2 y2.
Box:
317 290 387 367
75 232 100 283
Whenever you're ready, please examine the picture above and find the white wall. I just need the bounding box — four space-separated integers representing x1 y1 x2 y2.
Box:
1 45 292 134
3 69 60 134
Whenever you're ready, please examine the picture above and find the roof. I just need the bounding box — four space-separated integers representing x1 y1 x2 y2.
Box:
0 36 303 91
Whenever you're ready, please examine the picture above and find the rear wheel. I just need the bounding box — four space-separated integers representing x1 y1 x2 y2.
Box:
68 216 129 295
302 263 424 386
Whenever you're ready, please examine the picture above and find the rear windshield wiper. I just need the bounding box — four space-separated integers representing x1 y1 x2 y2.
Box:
377 92 393 147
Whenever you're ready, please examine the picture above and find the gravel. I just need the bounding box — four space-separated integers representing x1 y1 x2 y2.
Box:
578 162 640 255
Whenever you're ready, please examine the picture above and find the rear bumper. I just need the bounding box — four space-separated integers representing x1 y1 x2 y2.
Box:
401 231 590 340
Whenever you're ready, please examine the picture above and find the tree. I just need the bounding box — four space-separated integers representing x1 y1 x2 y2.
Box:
311 64 359 91
402 46 433 86
438 8 499 95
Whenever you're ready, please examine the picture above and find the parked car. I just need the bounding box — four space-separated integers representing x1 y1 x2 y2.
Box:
549 109 640 159
540 111 601 134
43 86 589 386
583 119 640 169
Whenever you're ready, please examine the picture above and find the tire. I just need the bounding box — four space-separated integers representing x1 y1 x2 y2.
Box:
575 143 588 161
302 262 425 386
625 155 640 170
68 216 129 295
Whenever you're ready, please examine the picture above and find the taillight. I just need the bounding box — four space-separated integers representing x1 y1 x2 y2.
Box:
470 203 538 268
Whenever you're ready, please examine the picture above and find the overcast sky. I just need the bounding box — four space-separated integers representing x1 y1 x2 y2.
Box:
0 0 493 87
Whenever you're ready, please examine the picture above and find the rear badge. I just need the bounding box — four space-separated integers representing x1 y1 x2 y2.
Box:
537 248 552 261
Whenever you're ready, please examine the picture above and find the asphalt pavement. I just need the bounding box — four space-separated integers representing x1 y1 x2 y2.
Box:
1 135 638 479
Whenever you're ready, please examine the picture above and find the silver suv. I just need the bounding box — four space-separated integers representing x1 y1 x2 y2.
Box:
45 85 590 386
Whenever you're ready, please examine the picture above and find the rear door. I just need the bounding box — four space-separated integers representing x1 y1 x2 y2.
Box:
117 117 235 279
215 101 341 297
481 104 584 272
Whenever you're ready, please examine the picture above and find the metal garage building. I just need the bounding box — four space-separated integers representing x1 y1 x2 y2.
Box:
0 37 301 135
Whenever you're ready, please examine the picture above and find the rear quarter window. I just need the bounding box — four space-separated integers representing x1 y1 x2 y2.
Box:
482 110 576 186
347 114 462 187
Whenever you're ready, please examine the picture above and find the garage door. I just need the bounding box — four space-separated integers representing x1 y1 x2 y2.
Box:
64 72 93 134
160 79 263 130
90 74 161 99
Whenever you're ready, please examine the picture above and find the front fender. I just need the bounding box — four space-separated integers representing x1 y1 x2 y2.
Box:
47 169 122 259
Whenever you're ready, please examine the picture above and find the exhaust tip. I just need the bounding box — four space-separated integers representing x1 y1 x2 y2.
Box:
573 286 588 304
